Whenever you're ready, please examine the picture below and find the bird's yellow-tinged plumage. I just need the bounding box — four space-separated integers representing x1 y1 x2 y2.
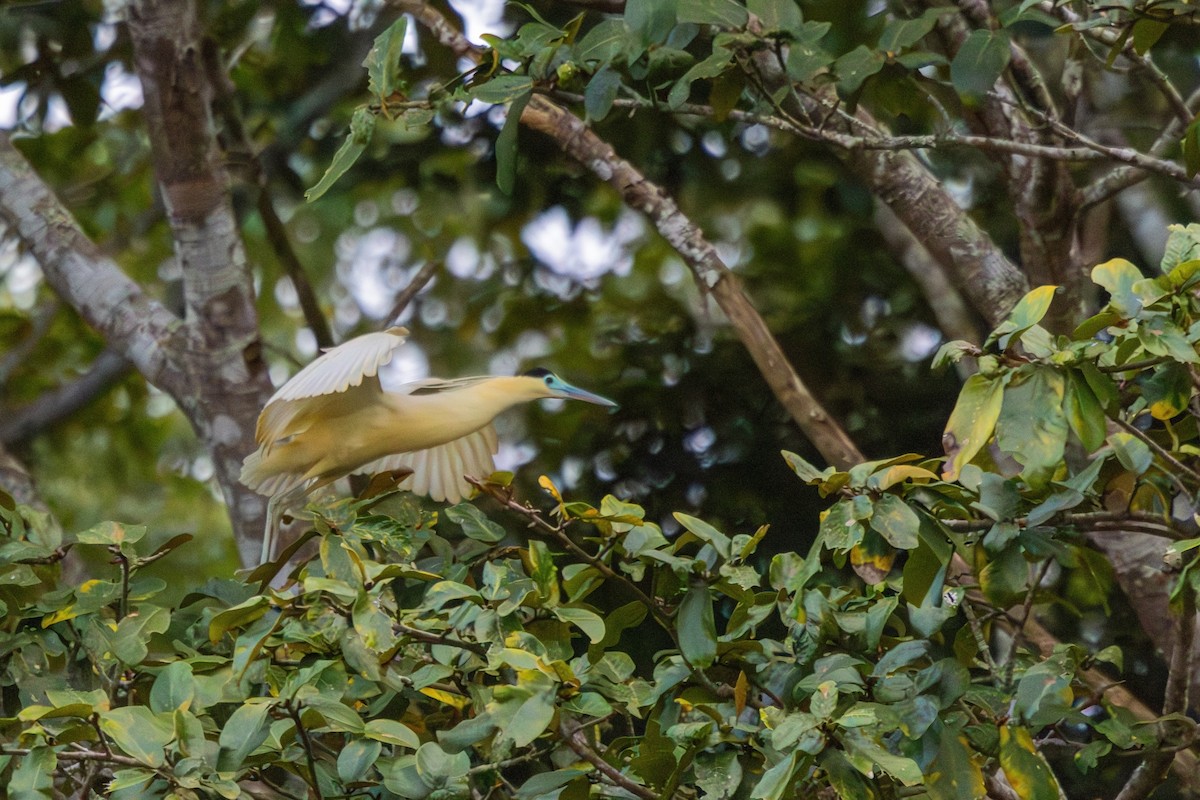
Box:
241 326 616 561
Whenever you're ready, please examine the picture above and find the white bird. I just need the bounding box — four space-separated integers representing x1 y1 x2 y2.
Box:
240 327 616 561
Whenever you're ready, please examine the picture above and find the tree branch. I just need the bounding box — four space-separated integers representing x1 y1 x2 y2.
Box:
127 0 274 567
0 442 48 512
205 38 335 351
0 134 186 397
402 0 864 468
386 260 440 326
1115 588 1196 800
743 46 1030 328
559 720 657 800
0 349 132 445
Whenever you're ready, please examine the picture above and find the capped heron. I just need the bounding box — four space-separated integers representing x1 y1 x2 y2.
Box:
240 327 617 562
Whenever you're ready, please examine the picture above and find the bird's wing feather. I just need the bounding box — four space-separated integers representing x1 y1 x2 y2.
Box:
255 327 408 448
392 375 494 396
358 424 499 503
270 327 409 403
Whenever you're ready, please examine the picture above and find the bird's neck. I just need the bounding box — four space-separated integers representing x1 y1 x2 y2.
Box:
469 376 544 417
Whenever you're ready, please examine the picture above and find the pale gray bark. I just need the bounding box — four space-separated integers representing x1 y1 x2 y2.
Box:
127 0 273 567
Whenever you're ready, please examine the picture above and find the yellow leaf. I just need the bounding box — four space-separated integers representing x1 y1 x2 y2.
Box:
418 687 470 710
734 671 748 716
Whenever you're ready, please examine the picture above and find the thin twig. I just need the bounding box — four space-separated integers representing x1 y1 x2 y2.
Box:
1002 560 1054 689
394 621 488 656
1113 416 1200 491
288 702 325 800
386 260 440 326
469 478 670 630
559 720 657 800
961 599 1001 685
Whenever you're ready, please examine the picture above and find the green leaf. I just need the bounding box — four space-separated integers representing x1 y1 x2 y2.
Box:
747 0 803 34
942 374 1005 481
1141 362 1193 420
926 721 986 800
216 702 272 772
999 724 1062 800
365 719 422 748
364 16 408 103
306 106 375 202
338 738 383 784
1014 661 1074 729
1131 17 1168 55
979 545 1028 607
673 512 732 560
444 503 506 543
995 368 1068 491
516 770 589 800
751 752 798 800
575 19 631 64
76 520 147 546
988 285 1058 350
1108 431 1153 474
678 585 717 667
496 90 532 195
879 8 950 53
868 495 919 550
10 746 56 799
552 606 606 643
1092 258 1143 317
841 730 923 785
416 742 471 786
208 595 269 644
1064 371 1106 451
108 605 171 665
834 45 887 95
150 660 195 713
470 75 535 104
668 49 733 109
1139 316 1199 363
1161 223 1200 272
625 0 677 47
785 21 832 83
950 29 1011 101
820 749 876 800
677 0 748 28
782 450 835 484
819 499 864 552
585 65 622 121
100 706 175 767
508 690 557 747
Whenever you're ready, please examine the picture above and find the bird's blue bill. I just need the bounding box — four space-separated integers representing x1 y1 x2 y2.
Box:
552 380 618 407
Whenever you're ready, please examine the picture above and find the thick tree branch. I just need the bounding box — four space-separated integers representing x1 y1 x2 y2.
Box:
742 48 1029 328
0 349 132 445
520 94 863 467
873 204 983 354
205 38 335 350
0 134 186 397
0 442 48 512
932 0 1080 325
401 0 863 468
1115 589 1196 800
127 0 273 566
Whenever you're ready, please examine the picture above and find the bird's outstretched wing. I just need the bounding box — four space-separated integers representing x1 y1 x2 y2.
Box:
360 425 499 504
256 326 409 451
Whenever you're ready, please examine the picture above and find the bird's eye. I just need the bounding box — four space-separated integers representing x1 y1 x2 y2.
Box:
544 375 554 386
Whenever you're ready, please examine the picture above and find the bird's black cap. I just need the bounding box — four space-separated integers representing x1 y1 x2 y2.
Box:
522 367 553 378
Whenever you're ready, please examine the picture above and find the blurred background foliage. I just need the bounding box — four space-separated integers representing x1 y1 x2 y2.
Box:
4 1 1200 795
0 0 968 578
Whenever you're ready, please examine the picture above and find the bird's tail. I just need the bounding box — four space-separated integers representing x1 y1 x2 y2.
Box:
240 449 308 497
